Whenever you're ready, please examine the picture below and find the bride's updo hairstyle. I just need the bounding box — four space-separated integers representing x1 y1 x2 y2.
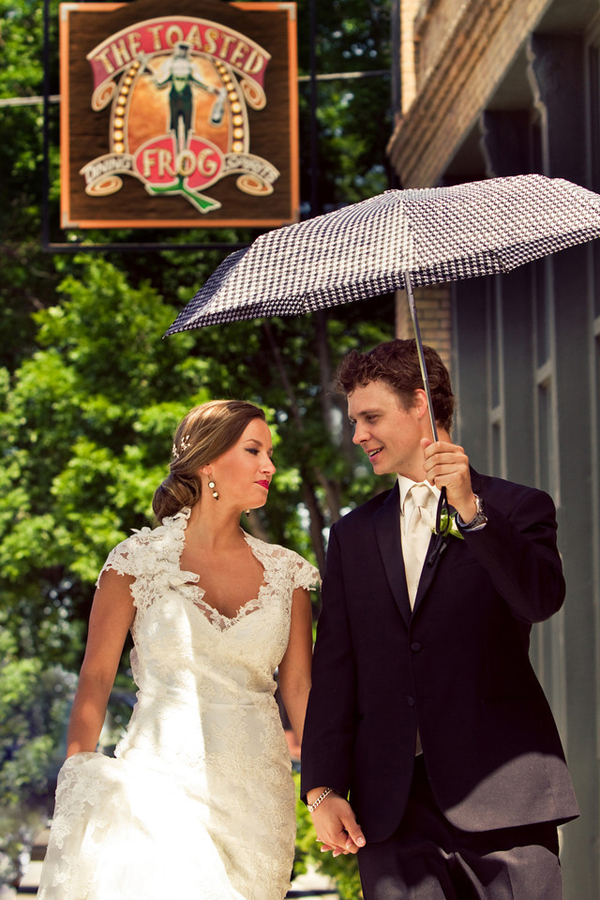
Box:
152 400 266 522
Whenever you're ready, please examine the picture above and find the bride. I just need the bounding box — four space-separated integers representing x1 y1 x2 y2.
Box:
38 399 318 900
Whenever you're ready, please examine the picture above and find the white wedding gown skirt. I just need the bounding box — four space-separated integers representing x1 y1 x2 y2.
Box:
37 510 319 900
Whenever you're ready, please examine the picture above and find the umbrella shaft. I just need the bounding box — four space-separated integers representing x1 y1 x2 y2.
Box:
404 271 439 442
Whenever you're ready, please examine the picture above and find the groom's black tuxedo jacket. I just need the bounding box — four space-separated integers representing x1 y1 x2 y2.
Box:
301 469 579 842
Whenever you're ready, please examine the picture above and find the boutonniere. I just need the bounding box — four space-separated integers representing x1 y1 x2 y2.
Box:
432 509 464 540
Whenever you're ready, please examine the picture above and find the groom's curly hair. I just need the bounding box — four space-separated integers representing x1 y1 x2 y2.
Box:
334 338 454 433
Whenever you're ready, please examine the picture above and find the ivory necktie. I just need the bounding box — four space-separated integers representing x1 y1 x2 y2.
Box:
403 483 435 608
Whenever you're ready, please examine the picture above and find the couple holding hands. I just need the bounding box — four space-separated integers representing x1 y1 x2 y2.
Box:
38 339 578 900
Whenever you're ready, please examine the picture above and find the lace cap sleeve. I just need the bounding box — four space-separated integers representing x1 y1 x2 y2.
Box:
95 533 148 586
95 509 189 589
289 551 321 592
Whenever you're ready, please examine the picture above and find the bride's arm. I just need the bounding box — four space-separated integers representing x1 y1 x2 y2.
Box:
66 569 136 758
277 586 313 745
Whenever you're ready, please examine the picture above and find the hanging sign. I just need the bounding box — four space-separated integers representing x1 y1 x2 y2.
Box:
59 0 298 228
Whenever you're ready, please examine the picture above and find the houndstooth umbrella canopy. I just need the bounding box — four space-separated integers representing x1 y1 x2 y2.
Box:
165 174 600 335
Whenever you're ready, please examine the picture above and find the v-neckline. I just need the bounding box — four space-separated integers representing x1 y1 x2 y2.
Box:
190 580 267 631
176 518 268 629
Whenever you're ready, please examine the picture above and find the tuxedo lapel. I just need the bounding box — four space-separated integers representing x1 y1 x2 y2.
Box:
373 483 412 626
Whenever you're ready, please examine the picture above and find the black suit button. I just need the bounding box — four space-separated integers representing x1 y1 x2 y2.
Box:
411 642 421 652
406 695 415 707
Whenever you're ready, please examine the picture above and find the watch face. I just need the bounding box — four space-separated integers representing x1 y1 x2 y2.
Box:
461 495 487 530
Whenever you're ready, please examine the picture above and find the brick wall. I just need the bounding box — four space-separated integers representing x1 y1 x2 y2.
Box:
414 0 471 92
395 285 452 375
400 0 421 114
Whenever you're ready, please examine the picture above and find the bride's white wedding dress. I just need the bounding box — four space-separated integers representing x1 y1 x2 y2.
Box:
38 509 319 900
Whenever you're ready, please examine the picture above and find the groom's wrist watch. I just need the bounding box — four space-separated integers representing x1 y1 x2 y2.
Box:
456 494 488 532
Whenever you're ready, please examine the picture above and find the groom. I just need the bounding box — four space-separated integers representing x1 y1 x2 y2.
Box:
301 339 579 900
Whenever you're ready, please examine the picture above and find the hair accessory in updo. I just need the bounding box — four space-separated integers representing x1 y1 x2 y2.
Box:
171 434 191 461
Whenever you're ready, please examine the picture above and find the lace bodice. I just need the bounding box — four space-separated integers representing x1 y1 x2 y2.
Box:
98 508 319 774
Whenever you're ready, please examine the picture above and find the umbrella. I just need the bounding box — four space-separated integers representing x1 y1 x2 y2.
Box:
165 174 600 443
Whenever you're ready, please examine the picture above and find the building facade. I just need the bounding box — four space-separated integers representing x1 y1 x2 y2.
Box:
388 1 600 897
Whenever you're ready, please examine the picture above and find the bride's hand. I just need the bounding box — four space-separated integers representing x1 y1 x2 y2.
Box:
310 794 366 856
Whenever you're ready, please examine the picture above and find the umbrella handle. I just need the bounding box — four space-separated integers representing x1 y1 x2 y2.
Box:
404 270 439 443
428 486 450 566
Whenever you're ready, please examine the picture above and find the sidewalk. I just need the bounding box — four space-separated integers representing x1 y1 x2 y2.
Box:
287 865 339 899
13 827 50 896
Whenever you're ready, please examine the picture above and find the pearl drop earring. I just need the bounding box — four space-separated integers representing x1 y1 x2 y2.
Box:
208 480 219 500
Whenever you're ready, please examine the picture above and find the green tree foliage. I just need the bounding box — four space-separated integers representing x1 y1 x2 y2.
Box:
0 0 63 371
297 0 392 212
1 253 393 609
0 618 75 886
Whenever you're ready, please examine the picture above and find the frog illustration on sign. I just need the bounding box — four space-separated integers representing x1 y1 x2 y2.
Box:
144 42 226 151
